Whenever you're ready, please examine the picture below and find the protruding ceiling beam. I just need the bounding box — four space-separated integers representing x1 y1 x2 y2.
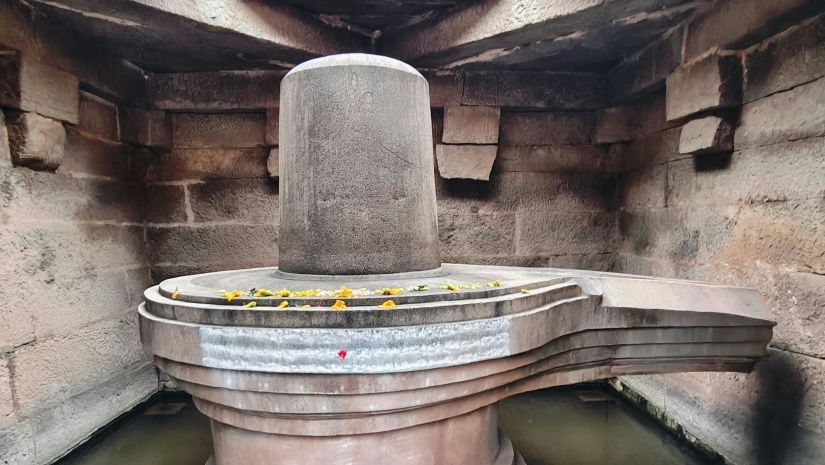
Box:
379 0 710 69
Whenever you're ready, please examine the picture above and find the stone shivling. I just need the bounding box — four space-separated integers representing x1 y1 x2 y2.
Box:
139 54 774 465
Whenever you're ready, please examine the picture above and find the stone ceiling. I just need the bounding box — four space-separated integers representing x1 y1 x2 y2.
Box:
18 0 711 73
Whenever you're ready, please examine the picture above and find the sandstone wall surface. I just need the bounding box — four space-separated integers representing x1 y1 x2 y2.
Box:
612 10 825 464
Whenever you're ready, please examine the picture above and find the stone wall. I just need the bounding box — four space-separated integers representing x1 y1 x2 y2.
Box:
0 3 157 464
611 9 825 464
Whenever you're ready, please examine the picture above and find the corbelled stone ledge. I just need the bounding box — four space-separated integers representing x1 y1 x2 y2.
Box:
140 264 772 464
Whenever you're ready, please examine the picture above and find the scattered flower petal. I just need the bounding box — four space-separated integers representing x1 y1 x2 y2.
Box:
331 300 347 310
520 289 530 294
219 290 246 302
338 350 347 360
171 289 180 300
444 283 459 291
254 288 276 297
379 299 396 309
277 301 289 309
243 301 257 308
278 289 292 297
335 286 354 298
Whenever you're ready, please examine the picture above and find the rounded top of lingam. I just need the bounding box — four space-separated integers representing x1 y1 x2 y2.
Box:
278 53 441 276
286 53 423 77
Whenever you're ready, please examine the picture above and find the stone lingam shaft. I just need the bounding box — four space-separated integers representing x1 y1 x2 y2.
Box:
139 54 774 465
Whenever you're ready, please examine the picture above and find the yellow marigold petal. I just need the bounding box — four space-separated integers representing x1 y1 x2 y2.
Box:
331 300 347 310
278 289 292 297
171 289 180 300
379 299 396 309
520 289 530 294
277 301 289 309
301 304 311 308
254 288 276 297
243 301 257 308
335 286 354 298
444 283 459 291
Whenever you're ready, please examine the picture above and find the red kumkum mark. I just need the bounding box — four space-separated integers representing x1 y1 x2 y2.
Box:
338 350 347 360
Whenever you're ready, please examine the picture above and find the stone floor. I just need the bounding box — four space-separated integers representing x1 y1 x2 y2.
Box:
57 387 712 465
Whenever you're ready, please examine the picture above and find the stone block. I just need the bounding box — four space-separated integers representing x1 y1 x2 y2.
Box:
0 110 9 165
0 418 35 465
149 70 285 111
188 178 278 224
421 70 463 107
125 266 154 308
11 313 146 416
119 107 171 148
265 107 279 145
58 128 129 180
5 111 65 171
435 144 498 181
171 113 266 148
0 356 12 416
735 77 825 148
499 112 594 146
495 145 619 174
462 71 605 110
678 116 733 154
744 13 825 102
442 106 500 144
29 364 157 465
0 52 79 124
145 148 269 182
145 224 278 267
665 137 823 206
620 126 682 172
0 167 143 224
619 163 667 210
144 184 188 224
594 106 638 143
666 53 743 121
608 26 684 104
77 91 118 141
129 147 155 183
438 211 515 258
683 0 825 62
515 210 615 256
267 147 279 178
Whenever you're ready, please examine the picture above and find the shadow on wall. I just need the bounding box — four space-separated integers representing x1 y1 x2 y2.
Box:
752 353 804 465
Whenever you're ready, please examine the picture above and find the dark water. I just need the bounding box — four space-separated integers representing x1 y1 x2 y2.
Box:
59 388 709 465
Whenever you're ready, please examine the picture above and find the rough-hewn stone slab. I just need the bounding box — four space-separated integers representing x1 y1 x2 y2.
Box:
678 116 733 155
438 211 515 257
144 184 187 224
149 71 285 111
462 71 605 110
594 106 637 144
265 107 279 145
421 70 463 108
120 107 171 148
683 0 825 62
146 224 278 266
442 106 500 144
77 92 118 141
58 128 129 180
516 210 615 255
171 113 266 148
0 52 79 124
145 148 269 182
620 126 682 172
735 77 825 148
436 144 498 181
495 145 619 174
267 147 279 178
5 111 66 171
607 25 684 104
744 13 825 102
188 178 278 224
666 54 743 121
499 112 593 146
619 164 667 210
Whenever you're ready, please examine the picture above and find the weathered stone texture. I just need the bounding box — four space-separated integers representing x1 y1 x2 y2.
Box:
188 178 279 224
436 144 498 181
267 147 279 178
0 110 10 165
516 211 615 256
5 111 66 170
0 53 79 124
442 106 500 144
620 126 682 172
608 26 684 104
58 128 129 180
171 113 266 148
265 107 279 145
499 112 593 146
144 184 188 224
619 163 667 210
462 71 605 110
744 13 825 102
666 53 743 121
145 148 269 182
594 106 637 144
120 107 171 148
678 116 733 154
11 314 146 416
735 76 825 148
149 71 285 110
495 145 619 174
421 70 463 107
146 224 278 270
438 211 515 258
77 92 119 141
0 356 12 417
